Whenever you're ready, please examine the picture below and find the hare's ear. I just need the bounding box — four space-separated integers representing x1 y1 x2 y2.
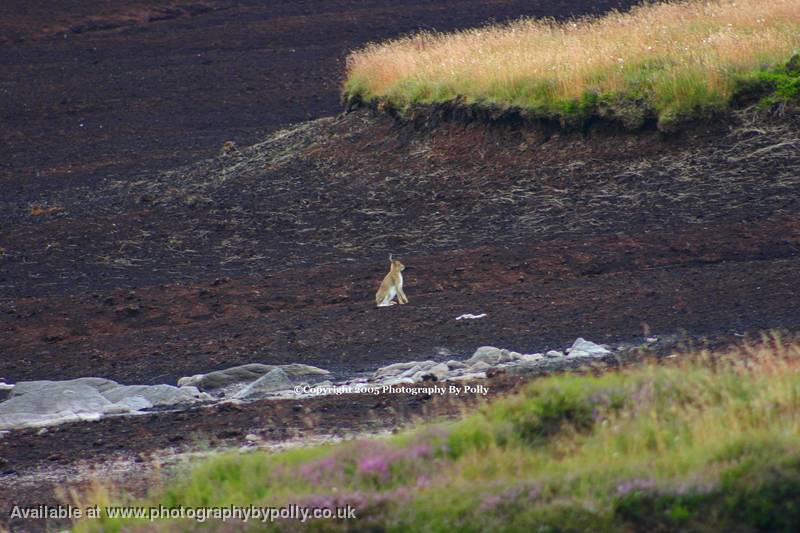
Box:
389 253 393 262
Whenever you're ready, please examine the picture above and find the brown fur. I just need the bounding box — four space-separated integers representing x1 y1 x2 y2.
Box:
375 255 408 306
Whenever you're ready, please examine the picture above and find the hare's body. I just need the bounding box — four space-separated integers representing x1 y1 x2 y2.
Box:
376 258 407 307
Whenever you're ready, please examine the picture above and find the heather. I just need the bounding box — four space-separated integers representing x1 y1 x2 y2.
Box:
343 0 800 129
76 338 800 532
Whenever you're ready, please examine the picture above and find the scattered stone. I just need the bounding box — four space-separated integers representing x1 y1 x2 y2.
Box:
0 380 115 430
279 364 331 383
448 372 487 382
373 361 435 380
244 433 259 442
178 363 275 390
545 350 564 358
235 368 293 398
446 360 467 370
10 377 119 398
102 384 210 407
465 346 513 366
518 353 544 363
382 377 416 387
567 338 611 357
413 362 449 382
0 378 211 430
178 362 330 391
469 361 492 372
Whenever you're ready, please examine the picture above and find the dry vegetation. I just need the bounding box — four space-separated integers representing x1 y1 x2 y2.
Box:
344 0 800 128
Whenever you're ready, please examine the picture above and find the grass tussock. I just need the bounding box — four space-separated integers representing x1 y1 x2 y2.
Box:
75 337 800 532
344 0 800 128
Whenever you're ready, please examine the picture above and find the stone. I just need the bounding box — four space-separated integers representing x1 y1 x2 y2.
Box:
102 384 210 407
469 361 491 372
235 368 293 398
10 377 119 398
107 396 153 412
465 346 509 366
413 362 450 382
0 380 116 430
448 372 487 382
279 364 331 383
545 350 565 358
0 377 219 430
382 377 416 387
567 338 611 357
0 383 13 391
518 353 544 363
179 363 331 391
446 360 467 370
373 361 436 380
245 433 259 442
178 363 275 390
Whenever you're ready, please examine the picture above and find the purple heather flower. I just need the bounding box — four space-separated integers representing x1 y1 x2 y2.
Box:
616 478 658 495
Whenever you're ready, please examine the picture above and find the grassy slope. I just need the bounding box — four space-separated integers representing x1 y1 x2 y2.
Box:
343 0 800 129
76 339 800 532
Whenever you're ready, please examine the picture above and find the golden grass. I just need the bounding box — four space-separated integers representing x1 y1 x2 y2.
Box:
344 0 800 124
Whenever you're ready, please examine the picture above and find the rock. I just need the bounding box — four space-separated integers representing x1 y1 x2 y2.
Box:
373 361 435 380
469 361 491 372
518 353 544 363
448 372 487 382
382 377 416 387
465 346 513 366
278 364 331 383
106 396 152 412
0 383 13 391
244 433 259 442
235 368 293 398
567 338 611 357
179 363 330 390
178 363 275 390
446 360 467 370
413 363 450 382
0 378 216 430
399 365 424 379
545 350 564 358
508 351 523 360
10 377 119 398
102 384 210 407
0 380 116 430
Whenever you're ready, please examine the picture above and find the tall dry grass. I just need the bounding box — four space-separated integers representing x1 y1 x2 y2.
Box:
344 0 800 125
